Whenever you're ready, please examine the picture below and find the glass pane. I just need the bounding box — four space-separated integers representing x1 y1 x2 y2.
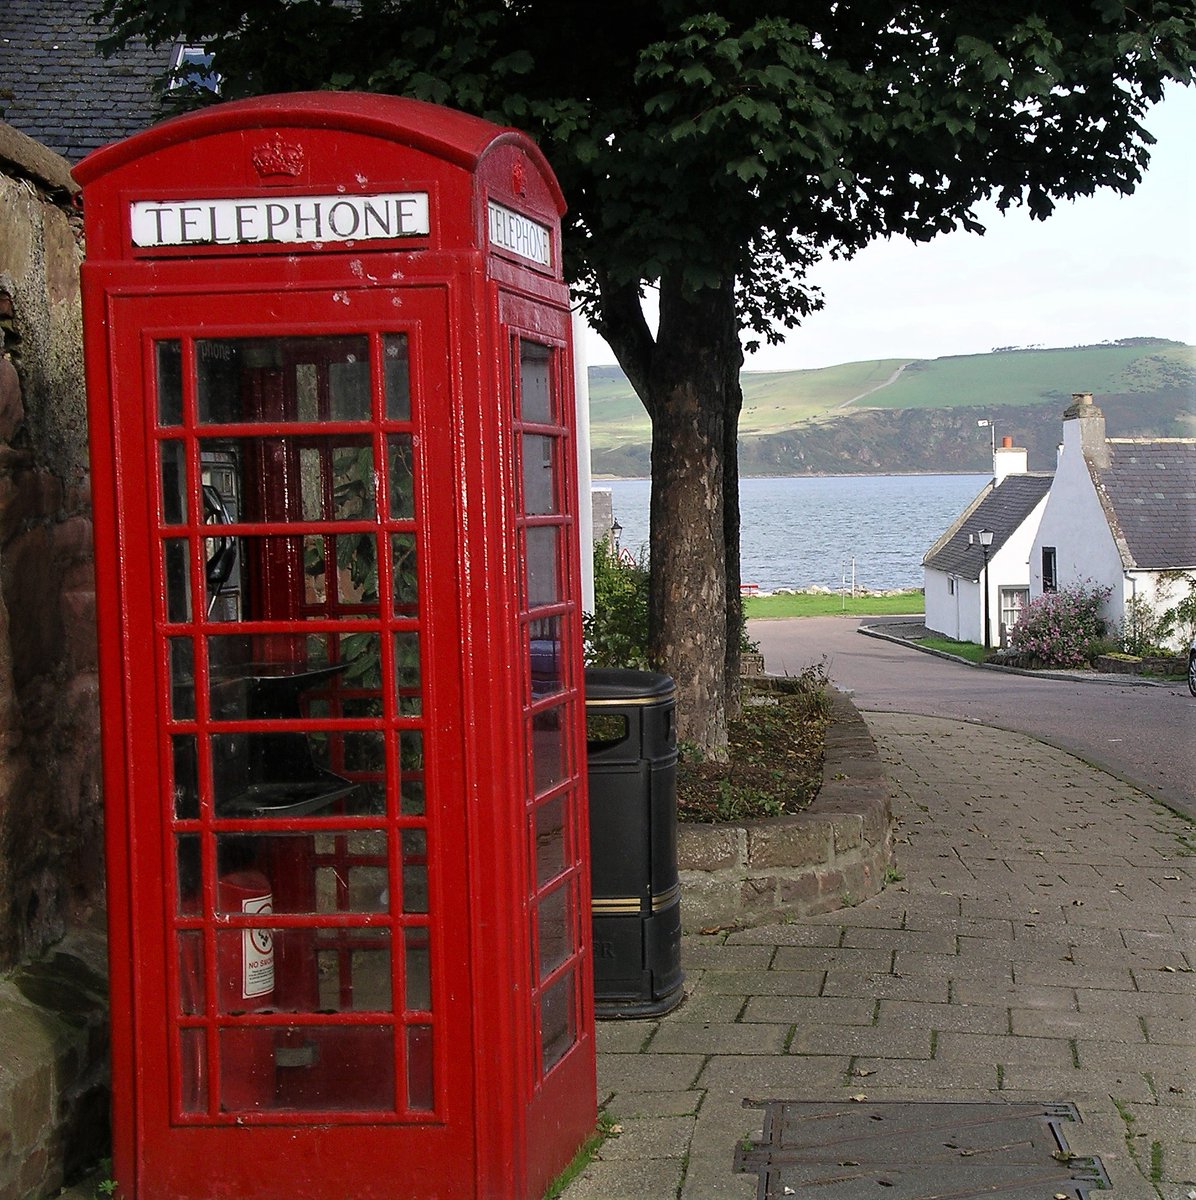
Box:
302 534 328 605
160 440 186 524
330 443 377 519
538 884 572 978
324 728 386 776
401 829 428 914
197 336 370 424
540 970 575 1073
169 638 195 719
315 929 392 1011
208 734 375 818
207 633 338 696
529 617 564 697
178 1028 208 1114
519 341 552 423
531 706 566 796
521 434 557 515
156 339 183 427
317 832 388 914
296 362 318 421
405 927 431 1011
407 1025 433 1111
211 833 388 914
299 447 323 520
534 795 566 886
391 533 419 617
177 931 204 1014
393 631 421 715
388 434 416 519
164 538 191 622
197 437 375 523
175 834 201 914
172 735 199 819
302 533 383 616
218 1025 395 1113
200 535 381 623
525 526 560 608
383 334 410 420
399 732 425 816
328 357 371 420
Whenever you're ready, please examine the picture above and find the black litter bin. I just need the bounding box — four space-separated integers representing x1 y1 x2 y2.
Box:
585 667 683 1017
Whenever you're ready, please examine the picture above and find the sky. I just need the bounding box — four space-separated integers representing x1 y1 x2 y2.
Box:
582 84 1196 373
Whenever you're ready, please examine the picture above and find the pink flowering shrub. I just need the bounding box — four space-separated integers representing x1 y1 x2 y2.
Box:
1008 581 1112 667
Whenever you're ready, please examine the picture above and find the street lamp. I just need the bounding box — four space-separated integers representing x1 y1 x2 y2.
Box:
978 528 994 649
610 518 622 557
977 418 996 458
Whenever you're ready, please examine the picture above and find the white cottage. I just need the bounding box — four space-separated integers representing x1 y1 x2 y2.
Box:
1029 393 1196 651
923 440 1053 646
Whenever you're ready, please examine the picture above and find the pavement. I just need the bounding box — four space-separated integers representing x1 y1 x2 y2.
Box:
560 711 1196 1200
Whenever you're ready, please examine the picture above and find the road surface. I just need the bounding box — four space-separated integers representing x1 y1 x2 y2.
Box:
748 614 1195 820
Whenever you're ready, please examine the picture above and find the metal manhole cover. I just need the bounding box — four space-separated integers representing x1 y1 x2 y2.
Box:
734 1100 1109 1199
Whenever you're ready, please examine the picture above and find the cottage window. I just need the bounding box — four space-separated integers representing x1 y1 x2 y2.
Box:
1000 587 1030 641
1042 546 1057 593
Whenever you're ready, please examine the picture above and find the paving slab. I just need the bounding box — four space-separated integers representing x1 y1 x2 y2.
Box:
563 713 1195 1200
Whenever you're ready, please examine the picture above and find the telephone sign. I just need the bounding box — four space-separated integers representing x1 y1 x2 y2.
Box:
130 191 431 248
76 92 595 1200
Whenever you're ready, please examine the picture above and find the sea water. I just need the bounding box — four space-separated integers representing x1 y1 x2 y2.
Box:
602 474 989 593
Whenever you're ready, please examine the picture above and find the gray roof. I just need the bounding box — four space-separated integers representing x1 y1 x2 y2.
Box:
923 474 1053 580
1098 439 1196 569
0 0 170 161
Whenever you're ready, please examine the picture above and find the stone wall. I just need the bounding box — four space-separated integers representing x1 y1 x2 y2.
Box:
0 123 106 1200
678 688 894 931
0 122 100 971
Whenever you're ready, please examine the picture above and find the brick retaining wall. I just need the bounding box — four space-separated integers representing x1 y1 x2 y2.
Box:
677 687 894 931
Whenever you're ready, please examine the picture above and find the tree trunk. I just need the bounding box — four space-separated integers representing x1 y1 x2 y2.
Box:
593 271 742 756
722 315 745 722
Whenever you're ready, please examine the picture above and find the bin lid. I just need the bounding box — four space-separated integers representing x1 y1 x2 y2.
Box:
584 667 675 704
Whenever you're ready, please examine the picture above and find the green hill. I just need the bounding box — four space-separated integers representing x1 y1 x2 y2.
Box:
589 338 1195 476
858 341 1194 409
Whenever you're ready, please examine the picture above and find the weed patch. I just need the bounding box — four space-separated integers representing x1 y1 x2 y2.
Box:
678 670 830 823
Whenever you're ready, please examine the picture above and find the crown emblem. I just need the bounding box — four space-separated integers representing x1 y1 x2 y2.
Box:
252 136 306 179
512 159 526 196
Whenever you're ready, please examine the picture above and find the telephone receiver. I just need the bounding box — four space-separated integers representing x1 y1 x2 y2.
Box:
202 483 238 611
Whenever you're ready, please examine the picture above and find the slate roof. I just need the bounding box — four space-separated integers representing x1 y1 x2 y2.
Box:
923 474 1054 581
0 0 171 161
1097 439 1196 569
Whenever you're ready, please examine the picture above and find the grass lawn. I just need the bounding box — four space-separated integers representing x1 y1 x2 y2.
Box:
744 590 924 618
917 635 987 663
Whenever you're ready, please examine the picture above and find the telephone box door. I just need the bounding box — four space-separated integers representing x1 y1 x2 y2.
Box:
105 283 476 1198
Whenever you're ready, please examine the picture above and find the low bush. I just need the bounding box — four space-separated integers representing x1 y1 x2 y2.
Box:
583 540 651 669
1007 581 1112 668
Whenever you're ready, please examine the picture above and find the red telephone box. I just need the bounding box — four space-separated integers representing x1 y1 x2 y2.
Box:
75 92 595 1200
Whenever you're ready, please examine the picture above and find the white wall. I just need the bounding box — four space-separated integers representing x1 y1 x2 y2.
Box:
1123 569 1193 652
1030 419 1125 630
923 568 960 639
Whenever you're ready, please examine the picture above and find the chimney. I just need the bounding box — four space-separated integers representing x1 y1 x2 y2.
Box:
993 434 1027 484
1061 391 1109 469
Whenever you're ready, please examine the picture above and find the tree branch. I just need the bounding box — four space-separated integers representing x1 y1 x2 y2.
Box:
591 274 656 415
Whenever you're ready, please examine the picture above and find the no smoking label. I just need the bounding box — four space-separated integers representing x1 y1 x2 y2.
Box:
241 893 274 999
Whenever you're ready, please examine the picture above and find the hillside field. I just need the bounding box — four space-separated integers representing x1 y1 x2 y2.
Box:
588 339 1194 474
